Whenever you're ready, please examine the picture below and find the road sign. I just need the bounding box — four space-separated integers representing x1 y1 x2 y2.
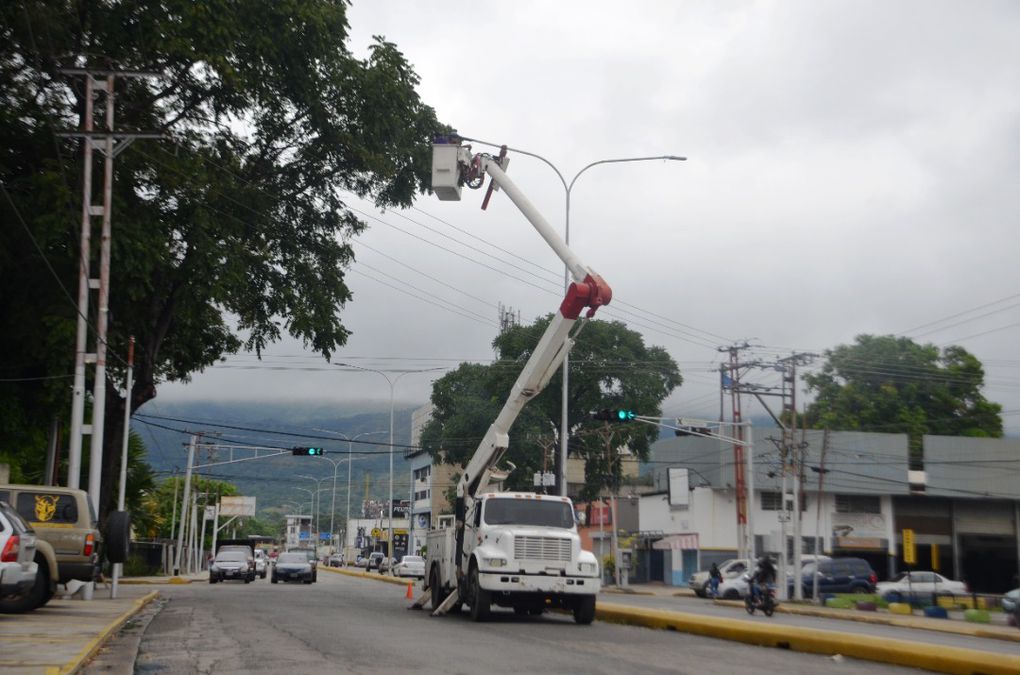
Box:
902 528 916 565
319 532 331 541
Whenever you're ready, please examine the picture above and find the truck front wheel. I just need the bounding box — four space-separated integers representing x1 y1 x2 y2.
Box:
573 595 596 625
468 565 490 622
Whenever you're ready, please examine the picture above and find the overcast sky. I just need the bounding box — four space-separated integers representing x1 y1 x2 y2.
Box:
158 1 1020 435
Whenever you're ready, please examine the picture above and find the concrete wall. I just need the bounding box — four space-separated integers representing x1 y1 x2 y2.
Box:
925 435 1020 499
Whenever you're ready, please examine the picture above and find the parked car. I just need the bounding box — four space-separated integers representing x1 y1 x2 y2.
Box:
876 571 967 602
1003 588 1019 615
378 556 396 574
391 555 425 579
0 500 39 612
271 552 314 584
366 551 385 571
689 558 751 598
716 555 831 599
209 549 255 583
791 557 877 598
253 549 268 579
0 484 104 585
327 554 344 568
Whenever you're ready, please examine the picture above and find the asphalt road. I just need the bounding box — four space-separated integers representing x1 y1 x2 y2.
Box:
612 591 1020 656
133 572 920 674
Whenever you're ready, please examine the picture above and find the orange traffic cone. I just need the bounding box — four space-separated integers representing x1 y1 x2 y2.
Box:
405 581 414 600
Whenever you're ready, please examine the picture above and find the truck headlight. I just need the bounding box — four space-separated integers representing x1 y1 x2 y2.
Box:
484 557 508 568
579 562 596 574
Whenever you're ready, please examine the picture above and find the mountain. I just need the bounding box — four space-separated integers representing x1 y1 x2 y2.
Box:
133 399 420 518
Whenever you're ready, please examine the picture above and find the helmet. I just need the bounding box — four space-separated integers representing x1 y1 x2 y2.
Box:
757 555 772 565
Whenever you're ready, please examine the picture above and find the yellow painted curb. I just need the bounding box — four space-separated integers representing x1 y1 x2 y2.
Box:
60 590 159 675
320 566 413 587
596 602 1020 675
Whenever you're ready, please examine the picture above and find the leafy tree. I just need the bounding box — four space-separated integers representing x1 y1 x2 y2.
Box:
0 1 445 516
421 316 682 497
139 475 238 540
803 334 1003 456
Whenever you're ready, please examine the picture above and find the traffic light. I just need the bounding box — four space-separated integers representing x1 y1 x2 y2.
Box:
591 409 636 422
291 447 324 456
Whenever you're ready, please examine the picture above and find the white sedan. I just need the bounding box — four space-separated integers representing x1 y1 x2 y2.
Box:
876 571 967 601
391 555 425 579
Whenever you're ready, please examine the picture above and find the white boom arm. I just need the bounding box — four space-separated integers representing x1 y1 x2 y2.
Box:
432 142 613 502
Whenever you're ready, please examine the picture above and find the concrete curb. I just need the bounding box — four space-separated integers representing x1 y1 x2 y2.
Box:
119 576 195 585
714 598 1020 644
596 601 1020 675
61 590 159 675
321 566 414 587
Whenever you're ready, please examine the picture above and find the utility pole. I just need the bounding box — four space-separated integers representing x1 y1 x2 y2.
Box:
59 68 160 514
173 434 199 576
812 428 830 603
719 343 752 562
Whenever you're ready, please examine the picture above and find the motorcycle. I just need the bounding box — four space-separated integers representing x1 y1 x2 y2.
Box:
743 574 777 616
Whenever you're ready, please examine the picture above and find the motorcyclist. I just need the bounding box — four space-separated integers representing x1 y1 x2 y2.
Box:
708 562 722 598
750 555 777 602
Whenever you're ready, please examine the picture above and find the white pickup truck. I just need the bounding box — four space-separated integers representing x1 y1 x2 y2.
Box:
427 492 600 623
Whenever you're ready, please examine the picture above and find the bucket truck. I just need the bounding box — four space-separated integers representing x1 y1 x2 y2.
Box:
423 138 610 624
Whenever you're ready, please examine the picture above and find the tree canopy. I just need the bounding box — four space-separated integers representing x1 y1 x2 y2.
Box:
0 1 445 513
420 315 682 498
803 334 1003 454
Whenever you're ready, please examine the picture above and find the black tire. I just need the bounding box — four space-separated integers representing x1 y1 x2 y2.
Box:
573 595 596 625
763 595 776 617
723 589 740 600
745 596 755 615
104 510 131 564
468 564 490 622
209 577 216 584
513 606 529 616
430 566 445 611
303 578 313 584
243 576 250 584
0 561 49 613
271 576 278 584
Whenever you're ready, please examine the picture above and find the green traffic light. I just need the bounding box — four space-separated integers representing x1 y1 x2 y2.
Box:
616 410 635 421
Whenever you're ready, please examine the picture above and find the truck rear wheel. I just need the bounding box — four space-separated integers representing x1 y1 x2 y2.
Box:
430 566 445 611
468 565 490 622
573 595 596 625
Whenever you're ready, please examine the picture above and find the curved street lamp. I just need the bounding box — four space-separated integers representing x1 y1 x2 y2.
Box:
334 363 445 558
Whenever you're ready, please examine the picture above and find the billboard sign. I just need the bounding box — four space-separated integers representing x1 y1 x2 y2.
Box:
219 496 256 517
667 467 689 506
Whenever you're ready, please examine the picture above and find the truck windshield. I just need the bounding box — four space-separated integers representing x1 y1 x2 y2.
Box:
484 499 574 528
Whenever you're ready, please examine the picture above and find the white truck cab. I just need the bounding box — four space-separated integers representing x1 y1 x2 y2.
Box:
427 492 599 622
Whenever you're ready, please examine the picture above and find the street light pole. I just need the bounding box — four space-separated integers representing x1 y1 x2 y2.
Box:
460 137 686 497
322 430 387 556
335 364 444 561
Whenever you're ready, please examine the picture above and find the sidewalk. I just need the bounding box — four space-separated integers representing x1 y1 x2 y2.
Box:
0 584 158 674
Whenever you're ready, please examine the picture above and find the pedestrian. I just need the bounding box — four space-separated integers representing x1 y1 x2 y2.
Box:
709 562 722 598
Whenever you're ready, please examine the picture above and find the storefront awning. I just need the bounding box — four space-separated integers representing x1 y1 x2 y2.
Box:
652 533 699 550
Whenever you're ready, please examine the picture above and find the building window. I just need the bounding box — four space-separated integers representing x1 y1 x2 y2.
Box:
761 491 806 512
835 494 880 514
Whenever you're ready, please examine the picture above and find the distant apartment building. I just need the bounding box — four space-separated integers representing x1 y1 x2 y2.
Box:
408 402 459 554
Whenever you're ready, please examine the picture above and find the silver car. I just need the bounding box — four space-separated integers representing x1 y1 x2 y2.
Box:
392 555 425 579
0 500 39 608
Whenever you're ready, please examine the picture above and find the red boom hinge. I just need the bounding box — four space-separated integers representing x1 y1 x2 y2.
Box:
560 273 612 320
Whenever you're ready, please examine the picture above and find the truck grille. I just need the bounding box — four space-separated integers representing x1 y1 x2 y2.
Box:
514 536 571 562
